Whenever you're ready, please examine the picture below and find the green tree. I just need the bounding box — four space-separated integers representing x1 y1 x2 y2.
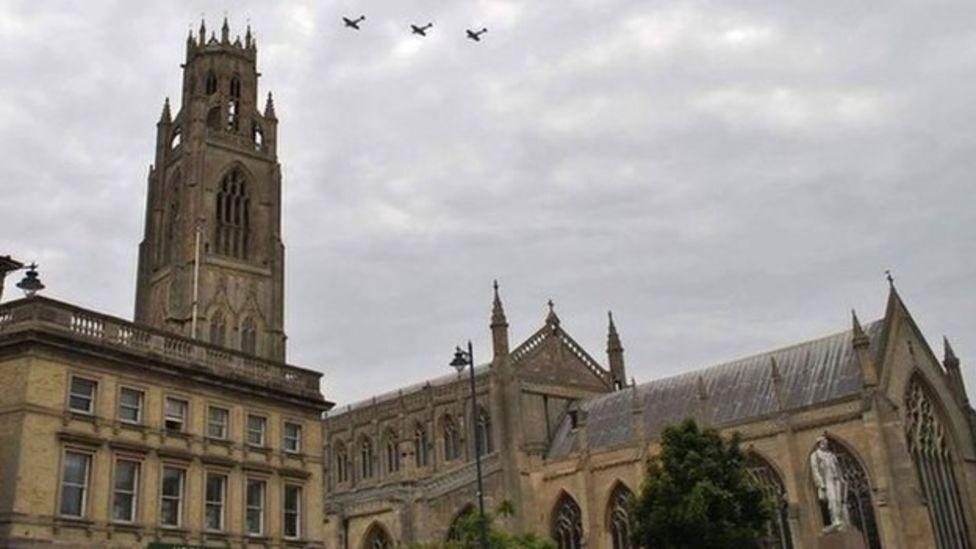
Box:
445 502 555 549
631 419 772 549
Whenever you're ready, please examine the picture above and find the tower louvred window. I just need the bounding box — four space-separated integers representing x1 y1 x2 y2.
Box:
214 169 250 260
205 72 217 95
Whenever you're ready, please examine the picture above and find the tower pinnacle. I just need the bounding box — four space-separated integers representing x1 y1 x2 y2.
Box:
490 280 509 358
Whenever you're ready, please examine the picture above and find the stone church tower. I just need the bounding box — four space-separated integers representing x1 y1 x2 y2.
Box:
135 18 285 361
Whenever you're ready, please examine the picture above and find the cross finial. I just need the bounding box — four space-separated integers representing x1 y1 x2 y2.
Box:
547 299 554 313
885 269 894 288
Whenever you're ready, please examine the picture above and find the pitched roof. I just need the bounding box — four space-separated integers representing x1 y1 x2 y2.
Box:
547 318 885 459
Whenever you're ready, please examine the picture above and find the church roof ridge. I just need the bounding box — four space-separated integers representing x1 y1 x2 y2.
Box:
326 362 492 418
546 317 887 459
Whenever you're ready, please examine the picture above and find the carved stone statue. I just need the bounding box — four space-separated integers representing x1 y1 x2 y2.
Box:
810 436 851 530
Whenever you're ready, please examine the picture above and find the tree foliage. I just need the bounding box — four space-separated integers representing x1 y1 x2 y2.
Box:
443 502 555 549
631 419 773 549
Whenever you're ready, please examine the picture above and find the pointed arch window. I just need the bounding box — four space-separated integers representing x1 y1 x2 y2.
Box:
240 317 257 354
905 376 971 549
384 429 400 475
334 441 350 484
476 407 493 456
746 453 794 549
359 436 375 480
447 505 476 542
414 422 430 468
161 174 181 266
443 415 461 461
814 438 882 549
209 311 226 347
215 168 251 260
552 492 583 549
607 483 634 549
363 523 393 549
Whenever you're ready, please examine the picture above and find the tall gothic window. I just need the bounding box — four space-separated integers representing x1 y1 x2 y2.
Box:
552 492 583 549
359 436 375 480
384 429 400 475
334 441 350 484
816 438 882 549
905 376 972 549
414 422 430 468
161 174 181 266
443 415 461 461
476 407 493 456
215 169 250 260
607 482 634 549
746 453 794 549
363 523 393 549
209 311 226 347
240 317 257 354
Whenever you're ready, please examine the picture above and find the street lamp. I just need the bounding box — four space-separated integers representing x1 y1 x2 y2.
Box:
0 257 45 301
450 341 489 549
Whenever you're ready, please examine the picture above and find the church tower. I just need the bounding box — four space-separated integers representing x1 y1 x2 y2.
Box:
135 19 286 361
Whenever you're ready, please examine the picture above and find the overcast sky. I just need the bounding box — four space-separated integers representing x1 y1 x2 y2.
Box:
1 0 974 406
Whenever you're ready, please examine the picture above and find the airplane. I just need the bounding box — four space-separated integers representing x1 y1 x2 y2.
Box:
342 15 365 29
411 22 433 36
466 28 488 41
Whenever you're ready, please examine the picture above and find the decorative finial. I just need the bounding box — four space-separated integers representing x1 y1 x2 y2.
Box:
245 20 253 48
851 309 869 348
607 311 622 351
885 269 894 288
545 299 560 327
264 92 277 120
199 16 207 46
944 336 959 365
221 15 230 44
159 97 172 123
491 279 507 327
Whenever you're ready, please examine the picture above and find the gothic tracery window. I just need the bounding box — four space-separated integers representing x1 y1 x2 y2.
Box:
415 422 430 468
384 429 400 475
816 438 882 549
240 317 256 354
905 376 972 549
476 407 493 456
335 441 350 484
359 436 375 480
443 415 461 461
552 492 583 549
215 168 251 260
363 523 393 549
746 453 794 549
209 310 226 347
607 482 634 549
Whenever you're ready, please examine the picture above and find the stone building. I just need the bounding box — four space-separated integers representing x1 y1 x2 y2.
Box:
323 282 976 549
0 20 332 548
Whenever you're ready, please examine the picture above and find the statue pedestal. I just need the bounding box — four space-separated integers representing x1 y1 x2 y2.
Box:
817 529 866 549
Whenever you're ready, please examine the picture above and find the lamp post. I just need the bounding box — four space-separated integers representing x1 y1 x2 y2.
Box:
0 257 44 301
450 341 489 549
